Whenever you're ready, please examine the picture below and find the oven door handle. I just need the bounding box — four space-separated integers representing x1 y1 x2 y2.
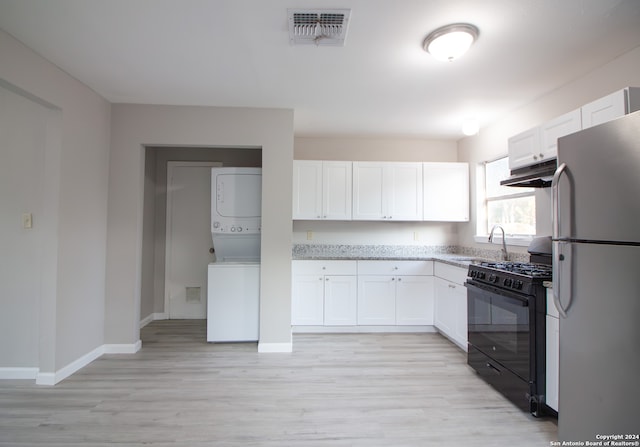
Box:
464 281 529 307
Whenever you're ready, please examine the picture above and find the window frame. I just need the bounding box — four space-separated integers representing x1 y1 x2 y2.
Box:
474 156 536 246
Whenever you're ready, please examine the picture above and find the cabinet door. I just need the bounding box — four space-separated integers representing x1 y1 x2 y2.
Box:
385 163 423 221
357 275 396 324
423 162 469 222
323 161 352 220
581 89 626 129
324 275 357 326
546 314 560 411
434 278 456 337
352 162 385 220
291 274 324 325
292 161 322 219
452 282 468 350
541 109 582 162
396 276 434 325
507 127 541 170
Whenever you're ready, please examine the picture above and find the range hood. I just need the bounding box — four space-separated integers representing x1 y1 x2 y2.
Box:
500 159 557 188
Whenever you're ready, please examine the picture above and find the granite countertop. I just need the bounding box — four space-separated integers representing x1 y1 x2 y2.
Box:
292 244 526 268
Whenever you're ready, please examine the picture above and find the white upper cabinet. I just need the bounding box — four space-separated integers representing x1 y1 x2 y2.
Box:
541 109 582 161
352 162 423 221
292 160 352 220
581 87 640 129
423 162 469 222
507 127 542 170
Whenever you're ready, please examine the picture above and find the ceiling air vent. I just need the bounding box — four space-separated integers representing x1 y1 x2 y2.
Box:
287 9 351 46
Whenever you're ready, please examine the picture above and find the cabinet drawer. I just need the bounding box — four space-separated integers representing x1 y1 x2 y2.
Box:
357 260 433 276
292 260 357 276
434 262 468 285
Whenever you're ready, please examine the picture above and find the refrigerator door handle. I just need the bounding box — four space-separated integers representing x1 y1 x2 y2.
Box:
552 163 569 318
552 162 567 241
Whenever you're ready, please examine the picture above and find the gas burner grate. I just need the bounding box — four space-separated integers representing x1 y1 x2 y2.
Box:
480 262 552 278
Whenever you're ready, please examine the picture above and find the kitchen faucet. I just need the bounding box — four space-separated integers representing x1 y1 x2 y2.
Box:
488 225 509 261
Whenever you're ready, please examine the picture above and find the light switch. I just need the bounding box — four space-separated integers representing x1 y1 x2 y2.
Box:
22 213 32 229
307 231 313 240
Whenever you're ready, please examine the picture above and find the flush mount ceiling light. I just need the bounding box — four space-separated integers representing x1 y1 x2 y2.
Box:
423 23 479 61
462 118 480 136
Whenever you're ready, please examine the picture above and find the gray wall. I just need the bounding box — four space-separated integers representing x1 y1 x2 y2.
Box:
0 84 48 368
107 105 294 349
0 30 111 374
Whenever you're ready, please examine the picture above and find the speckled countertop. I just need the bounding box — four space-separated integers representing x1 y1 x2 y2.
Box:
292 244 529 268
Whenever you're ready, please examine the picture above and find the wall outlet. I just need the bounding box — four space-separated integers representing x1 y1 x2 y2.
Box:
306 231 313 240
413 231 420 241
22 213 32 229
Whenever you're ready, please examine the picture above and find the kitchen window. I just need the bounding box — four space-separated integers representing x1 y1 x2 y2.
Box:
479 157 536 240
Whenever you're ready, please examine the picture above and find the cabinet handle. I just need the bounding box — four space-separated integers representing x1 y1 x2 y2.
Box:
539 153 544 158
391 277 395 281
448 284 456 289
533 155 538 160
397 278 402 282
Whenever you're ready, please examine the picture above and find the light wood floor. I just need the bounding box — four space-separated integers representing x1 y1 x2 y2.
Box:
0 320 557 446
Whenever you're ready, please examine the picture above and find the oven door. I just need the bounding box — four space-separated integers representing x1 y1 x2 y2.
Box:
465 280 531 381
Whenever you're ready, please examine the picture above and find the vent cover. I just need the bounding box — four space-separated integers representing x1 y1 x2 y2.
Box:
288 9 351 46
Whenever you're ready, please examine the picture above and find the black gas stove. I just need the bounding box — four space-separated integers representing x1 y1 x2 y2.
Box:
465 237 554 417
467 261 552 296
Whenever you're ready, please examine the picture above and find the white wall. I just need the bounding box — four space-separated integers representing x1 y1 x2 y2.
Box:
107 105 294 350
293 137 461 247
0 30 111 376
458 45 640 252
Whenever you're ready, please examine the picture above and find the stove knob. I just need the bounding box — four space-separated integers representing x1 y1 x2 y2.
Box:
503 278 512 287
478 272 486 280
489 274 498 283
513 280 523 290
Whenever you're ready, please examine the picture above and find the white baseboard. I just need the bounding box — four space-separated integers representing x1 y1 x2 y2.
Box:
35 344 105 385
0 367 39 380
258 342 293 353
292 325 437 334
140 312 168 328
6 340 144 386
35 372 56 386
103 340 142 354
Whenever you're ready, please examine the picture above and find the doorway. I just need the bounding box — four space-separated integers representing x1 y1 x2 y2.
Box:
140 147 262 326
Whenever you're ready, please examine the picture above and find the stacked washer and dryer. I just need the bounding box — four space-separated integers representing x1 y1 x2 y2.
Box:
207 167 261 342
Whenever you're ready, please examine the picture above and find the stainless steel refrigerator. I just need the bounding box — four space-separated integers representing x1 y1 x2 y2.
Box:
552 110 640 441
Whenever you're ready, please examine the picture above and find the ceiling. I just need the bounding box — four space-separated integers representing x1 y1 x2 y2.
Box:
1 0 640 139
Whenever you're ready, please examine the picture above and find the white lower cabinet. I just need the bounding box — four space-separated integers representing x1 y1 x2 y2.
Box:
357 260 434 326
291 273 326 325
396 276 435 325
292 260 357 326
323 275 357 325
546 288 559 412
357 275 397 325
293 259 435 329
434 263 468 351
